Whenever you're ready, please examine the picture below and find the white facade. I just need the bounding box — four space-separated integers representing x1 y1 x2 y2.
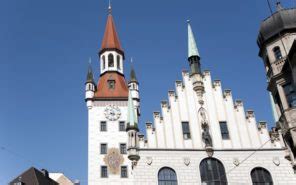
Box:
87 66 296 185
86 7 296 185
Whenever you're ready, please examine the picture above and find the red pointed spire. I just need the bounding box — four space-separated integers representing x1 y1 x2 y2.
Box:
100 12 124 54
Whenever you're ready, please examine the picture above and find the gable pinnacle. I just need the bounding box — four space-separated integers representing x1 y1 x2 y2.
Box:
187 20 200 58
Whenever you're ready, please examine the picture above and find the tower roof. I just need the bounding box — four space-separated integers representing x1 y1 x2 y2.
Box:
257 5 296 49
129 59 138 83
187 20 200 58
130 67 137 82
94 72 128 99
100 9 124 54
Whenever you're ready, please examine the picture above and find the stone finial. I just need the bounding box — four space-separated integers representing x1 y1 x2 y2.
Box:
235 100 243 108
168 90 176 97
175 80 183 87
246 110 255 119
138 134 145 141
161 101 168 108
213 80 221 87
153 112 160 118
146 122 153 129
182 70 189 76
203 70 211 76
224 89 232 97
258 121 267 130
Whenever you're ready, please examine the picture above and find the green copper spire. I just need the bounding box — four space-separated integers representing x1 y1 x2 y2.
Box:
127 90 138 130
187 20 200 58
86 58 95 84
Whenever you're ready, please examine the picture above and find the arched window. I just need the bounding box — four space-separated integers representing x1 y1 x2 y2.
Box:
200 158 227 185
158 167 178 185
251 167 273 185
117 55 121 70
102 55 106 69
108 54 114 67
273 46 282 60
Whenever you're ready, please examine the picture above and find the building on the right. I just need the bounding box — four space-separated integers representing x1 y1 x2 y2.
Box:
257 2 296 166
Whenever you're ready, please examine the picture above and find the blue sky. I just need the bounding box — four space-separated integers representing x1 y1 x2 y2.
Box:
0 0 295 184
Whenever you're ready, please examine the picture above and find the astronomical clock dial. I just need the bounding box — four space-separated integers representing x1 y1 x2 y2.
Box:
104 105 121 121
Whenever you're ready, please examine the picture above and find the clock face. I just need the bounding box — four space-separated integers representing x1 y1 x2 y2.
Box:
104 105 121 121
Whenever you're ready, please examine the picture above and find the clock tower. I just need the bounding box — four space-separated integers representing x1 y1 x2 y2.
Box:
85 4 135 184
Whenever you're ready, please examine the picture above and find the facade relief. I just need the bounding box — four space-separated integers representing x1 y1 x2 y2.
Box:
103 148 124 174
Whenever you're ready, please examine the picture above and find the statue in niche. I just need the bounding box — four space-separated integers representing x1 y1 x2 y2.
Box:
199 107 213 147
199 107 208 126
202 125 212 147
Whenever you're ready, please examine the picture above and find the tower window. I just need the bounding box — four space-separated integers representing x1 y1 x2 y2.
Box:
120 143 127 154
121 166 128 178
182 122 191 139
117 55 121 70
119 121 125 131
102 55 106 69
100 121 107 132
219 121 230 139
108 54 114 67
283 83 296 108
100 143 107 154
273 46 282 60
101 166 108 178
108 80 115 89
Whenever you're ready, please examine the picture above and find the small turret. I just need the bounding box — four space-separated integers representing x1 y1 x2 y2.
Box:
128 61 140 116
85 58 96 108
126 90 140 168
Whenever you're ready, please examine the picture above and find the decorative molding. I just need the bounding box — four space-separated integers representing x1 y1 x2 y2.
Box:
183 157 190 166
139 148 286 152
233 158 240 166
146 157 153 165
93 101 128 106
273 157 280 166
